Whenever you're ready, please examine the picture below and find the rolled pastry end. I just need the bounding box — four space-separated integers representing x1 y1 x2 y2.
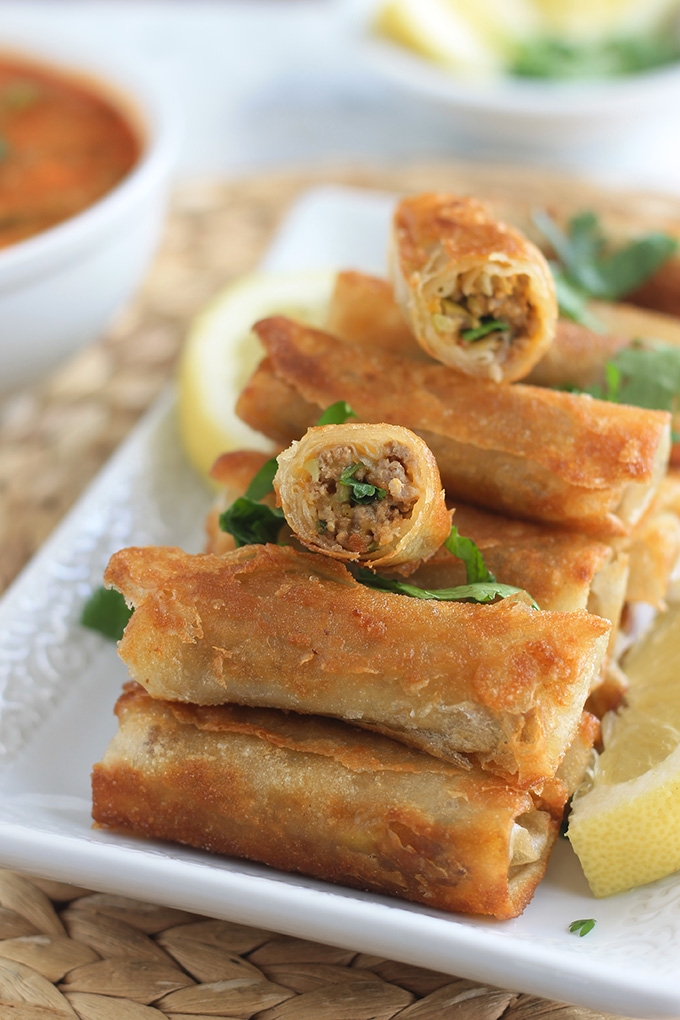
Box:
392 193 557 383
92 685 557 919
273 422 452 570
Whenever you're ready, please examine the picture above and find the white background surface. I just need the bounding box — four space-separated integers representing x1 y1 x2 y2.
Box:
2 0 680 193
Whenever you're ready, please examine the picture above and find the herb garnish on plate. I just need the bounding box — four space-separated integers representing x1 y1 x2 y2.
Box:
533 209 677 325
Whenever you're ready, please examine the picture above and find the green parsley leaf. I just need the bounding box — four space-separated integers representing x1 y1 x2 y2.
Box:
316 400 357 426
81 587 133 641
581 340 680 416
551 265 604 331
569 918 596 937
356 527 539 607
460 317 508 343
444 525 495 584
338 463 387 505
596 234 677 301
533 209 677 303
244 458 279 501
219 497 285 547
355 568 538 608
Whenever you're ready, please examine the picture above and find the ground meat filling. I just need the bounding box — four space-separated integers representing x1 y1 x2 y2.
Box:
310 442 419 555
433 269 537 358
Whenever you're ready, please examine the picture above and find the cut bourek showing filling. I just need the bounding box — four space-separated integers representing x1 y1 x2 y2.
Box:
306 441 418 556
431 266 537 370
392 193 557 382
274 422 452 571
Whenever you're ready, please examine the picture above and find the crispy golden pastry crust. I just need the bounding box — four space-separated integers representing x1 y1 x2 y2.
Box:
92 684 561 920
391 194 557 383
410 503 614 612
539 711 600 817
236 356 320 449
409 503 628 664
105 543 609 787
273 423 451 571
325 270 427 359
527 320 629 390
251 317 671 537
626 470 680 607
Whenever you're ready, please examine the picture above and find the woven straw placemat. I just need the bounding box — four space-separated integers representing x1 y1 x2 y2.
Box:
0 869 606 1020
2 163 678 1019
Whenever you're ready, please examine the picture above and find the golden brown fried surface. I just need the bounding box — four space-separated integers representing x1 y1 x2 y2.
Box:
392 194 557 382
325 270 427 359
626 470 680 607
409 503 628 664
92 683 561 920
236 356 320 449
251 316 671 537
527 320 629 390
205 453 626 656
105 543 610 787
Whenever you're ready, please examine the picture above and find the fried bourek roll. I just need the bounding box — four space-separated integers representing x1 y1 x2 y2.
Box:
325 270 427 360
93 684 563 919
105 543 610 787
409 503 628 660
273 423 451 570
204 454 626 656
250 317 671 538
391 194 557 382
626 470 680 608
526 319 629 391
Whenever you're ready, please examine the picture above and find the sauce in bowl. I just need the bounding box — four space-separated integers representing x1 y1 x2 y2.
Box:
0 55 141 249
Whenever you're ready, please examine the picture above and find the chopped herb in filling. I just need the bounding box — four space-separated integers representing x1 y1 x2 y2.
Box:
307 442 419 555
432 269 534 352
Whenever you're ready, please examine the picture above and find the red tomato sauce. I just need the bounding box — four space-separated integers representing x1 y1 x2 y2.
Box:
0 56 141 249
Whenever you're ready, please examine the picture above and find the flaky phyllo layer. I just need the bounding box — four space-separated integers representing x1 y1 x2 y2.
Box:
392 193 557 382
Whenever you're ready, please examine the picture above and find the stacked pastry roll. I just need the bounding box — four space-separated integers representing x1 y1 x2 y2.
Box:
93 191 677 920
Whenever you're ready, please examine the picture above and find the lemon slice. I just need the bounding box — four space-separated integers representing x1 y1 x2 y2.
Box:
375 0 503 77
178 269 335 479
567 601 680 897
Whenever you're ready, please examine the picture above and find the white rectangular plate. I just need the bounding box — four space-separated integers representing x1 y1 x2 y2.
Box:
1 185 679 1019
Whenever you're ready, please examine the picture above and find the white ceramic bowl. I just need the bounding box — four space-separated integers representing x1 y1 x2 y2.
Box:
362 34 680 152
0 37 178 393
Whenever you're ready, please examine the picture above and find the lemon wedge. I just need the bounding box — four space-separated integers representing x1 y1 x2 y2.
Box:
567 601 680 897
178 270 334 479
375 0 504 77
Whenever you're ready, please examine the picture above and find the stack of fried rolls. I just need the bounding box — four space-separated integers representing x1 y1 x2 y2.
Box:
95 537 608 920
93 192 680 921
